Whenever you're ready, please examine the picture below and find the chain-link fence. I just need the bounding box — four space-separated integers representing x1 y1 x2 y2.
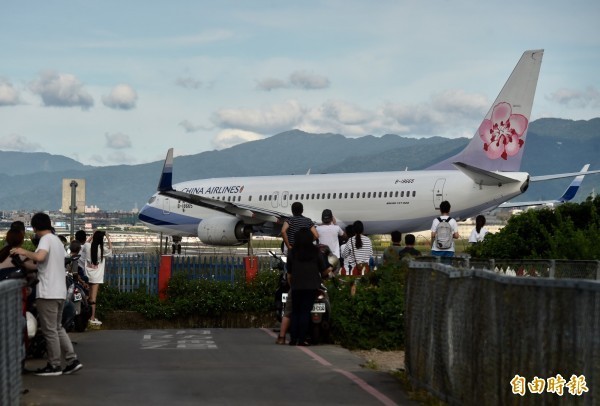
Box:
0 279 24 406
405 261 599 405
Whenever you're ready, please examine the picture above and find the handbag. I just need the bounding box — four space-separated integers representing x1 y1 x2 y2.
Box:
351 237 370 276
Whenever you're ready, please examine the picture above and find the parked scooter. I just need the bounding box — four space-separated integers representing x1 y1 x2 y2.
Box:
64 255 92 332
270 251 288 323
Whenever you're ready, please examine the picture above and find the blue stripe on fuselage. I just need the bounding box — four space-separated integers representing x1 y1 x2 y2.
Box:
138 205 201 235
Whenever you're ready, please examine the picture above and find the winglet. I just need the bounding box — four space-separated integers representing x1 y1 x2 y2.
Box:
157 148 174 192
559 164 589 202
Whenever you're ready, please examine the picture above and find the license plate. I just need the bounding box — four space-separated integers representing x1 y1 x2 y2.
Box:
281 293 287 303
73 292 82 302
312 302 326 313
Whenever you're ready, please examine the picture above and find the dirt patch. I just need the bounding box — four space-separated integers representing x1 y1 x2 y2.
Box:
352 349 405 372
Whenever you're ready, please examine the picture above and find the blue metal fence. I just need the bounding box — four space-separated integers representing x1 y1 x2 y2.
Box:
105 254 262 294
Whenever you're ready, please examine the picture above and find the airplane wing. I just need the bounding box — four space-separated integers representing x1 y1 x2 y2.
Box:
157 149 290 224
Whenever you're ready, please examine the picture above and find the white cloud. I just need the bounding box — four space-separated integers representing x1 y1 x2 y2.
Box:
104 132 132 149
178 120 212 133
212 129 264 150
256 71 330 92
102 84 138 110
29 71 94 110
0 134 42 151
546 86 600 108
289 70 330 90
0 79 20 106
211 100 305 134
319 100 373 125
255 78 288 91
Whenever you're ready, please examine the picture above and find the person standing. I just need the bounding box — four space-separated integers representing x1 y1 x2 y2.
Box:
11 212 83 376
286 228 327 346
468 215 489 244
281 202 318 253
84 230 113 326
382 231 403 266
430 200 459 258
315 209 345 258
398 234 422 259
276 202 318 345
341 220 373 275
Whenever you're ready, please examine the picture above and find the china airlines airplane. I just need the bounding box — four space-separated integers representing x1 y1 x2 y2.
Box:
499 164 590 209
138 50 599 245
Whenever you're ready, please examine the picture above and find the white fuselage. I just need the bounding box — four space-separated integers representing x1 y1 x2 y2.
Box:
140 169 529 236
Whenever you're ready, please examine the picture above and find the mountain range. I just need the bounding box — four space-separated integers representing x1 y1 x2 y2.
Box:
0 117 598 212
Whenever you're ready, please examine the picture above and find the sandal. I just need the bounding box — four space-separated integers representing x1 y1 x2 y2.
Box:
275 336 286 345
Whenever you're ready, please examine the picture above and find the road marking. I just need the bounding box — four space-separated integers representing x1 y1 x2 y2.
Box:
141 329 217 350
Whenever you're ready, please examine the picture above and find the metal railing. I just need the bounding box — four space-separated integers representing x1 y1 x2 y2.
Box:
0 279 24 406
105 254 272 294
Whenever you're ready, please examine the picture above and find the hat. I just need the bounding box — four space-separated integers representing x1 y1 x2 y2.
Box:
322 209 333 222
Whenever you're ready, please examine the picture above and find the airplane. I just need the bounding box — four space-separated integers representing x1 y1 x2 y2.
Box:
139 49 600 246
498 164 590 209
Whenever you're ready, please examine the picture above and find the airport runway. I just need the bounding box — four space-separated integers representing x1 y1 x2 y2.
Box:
21 329 415 405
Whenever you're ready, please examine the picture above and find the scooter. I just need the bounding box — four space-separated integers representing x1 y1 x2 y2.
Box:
270 251 288 323
64 256 92 332
309 283 331 344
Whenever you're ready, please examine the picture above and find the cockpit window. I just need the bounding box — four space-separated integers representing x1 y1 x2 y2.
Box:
148 196 156 204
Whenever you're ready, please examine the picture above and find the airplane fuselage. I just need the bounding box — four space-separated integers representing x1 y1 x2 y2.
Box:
139 169 529 237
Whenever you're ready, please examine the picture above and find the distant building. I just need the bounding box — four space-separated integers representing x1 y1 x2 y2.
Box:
61 179 86 214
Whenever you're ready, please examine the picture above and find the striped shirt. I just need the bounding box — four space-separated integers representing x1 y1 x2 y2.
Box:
284 215 315 246
342 235 373 268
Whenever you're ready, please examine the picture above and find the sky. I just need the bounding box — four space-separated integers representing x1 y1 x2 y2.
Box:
1 1 599 166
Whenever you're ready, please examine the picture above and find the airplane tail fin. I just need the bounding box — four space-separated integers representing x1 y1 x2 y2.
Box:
558 164 589 202
157 148 174 192
428 49 544 171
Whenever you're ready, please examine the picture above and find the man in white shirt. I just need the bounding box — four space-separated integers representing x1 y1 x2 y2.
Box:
315 209 345 259
13 212 83 376
430 200 459 259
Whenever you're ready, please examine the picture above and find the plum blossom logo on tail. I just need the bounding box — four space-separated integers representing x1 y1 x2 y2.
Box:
479 102 528 160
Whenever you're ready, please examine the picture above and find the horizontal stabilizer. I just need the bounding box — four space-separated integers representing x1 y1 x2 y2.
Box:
452 162 522 186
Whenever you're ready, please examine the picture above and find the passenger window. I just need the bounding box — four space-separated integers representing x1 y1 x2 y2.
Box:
413 191 416 197
328 193 331 199
401 191 404 197
384 192 387 198
249 196 252 202
367 192 371 198
311 194 315 199
362 192 366 198
350 193 354 198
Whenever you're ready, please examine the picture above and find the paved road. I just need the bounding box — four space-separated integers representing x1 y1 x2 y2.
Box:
21 328 415 405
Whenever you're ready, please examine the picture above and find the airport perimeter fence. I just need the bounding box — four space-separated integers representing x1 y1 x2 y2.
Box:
105 254 273 294
414 256 600 280
405 261 600 405
0 279 24 406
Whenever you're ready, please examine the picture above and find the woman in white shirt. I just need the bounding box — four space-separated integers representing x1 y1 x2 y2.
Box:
84 230 112 326
341 220 373 275
468 215 489 244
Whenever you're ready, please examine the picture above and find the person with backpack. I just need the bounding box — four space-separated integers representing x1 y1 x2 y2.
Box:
430 200 459 258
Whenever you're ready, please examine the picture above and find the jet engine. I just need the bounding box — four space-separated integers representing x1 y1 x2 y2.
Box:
197 217 252 246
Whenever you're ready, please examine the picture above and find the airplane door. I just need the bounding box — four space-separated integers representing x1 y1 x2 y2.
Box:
281 191 289 208
433 179 445 210
271 192 279 208
162 197 170 214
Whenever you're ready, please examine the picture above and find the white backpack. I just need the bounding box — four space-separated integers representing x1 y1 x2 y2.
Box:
435 217 453 249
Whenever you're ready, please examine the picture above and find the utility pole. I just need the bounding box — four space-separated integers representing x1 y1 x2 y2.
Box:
69 180 78 241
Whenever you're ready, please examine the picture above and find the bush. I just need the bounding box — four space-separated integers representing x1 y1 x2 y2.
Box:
328 263 406 350
98 269 279 320
468 196 600 260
